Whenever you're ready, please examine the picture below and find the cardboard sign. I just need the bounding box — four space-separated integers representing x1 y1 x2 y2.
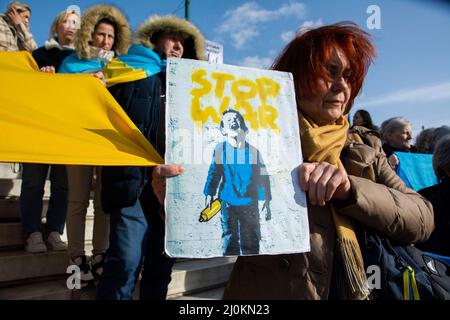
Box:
165 58 309 258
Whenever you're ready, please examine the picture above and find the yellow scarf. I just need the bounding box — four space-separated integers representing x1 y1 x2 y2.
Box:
298 112 369 300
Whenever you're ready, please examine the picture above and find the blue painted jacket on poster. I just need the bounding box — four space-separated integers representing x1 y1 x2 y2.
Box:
204 141 271 206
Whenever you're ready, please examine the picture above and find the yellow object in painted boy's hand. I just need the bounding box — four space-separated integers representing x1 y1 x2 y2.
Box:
199 200 221 222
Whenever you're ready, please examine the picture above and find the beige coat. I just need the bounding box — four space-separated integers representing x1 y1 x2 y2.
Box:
223 126 434 300
0 14 37 52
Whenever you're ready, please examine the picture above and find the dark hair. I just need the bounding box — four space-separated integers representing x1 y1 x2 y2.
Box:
433 135 450 179
151 30 184 44
354 109 377 130
415 127 435 154
272 22 375 113
430 125 450 153
152 30 191 58
94 18 116 48
220 109 249 133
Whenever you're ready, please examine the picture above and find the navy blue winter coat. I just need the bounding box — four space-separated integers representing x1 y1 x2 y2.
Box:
101 73 165 212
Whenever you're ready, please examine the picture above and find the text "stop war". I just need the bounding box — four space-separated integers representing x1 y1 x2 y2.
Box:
190 69 281 133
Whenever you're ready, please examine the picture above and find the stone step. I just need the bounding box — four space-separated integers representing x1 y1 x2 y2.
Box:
0 250 69 283
0 215 97 248
0 257 234 300
0 198 25 220
0 163 22 179
0 278 72 300
0 179 51 199
167 257 235 297
0 197 96 220
0 178 51 222
0 222 23 249
171 286 225 300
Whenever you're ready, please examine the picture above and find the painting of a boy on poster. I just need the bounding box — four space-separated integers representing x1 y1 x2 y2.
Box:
165 58 309 258
204 109 271 255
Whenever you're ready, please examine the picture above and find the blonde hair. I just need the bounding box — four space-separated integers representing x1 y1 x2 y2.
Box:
49 9 80 40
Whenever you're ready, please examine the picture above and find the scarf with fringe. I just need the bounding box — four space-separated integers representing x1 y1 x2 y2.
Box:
298 111 370 300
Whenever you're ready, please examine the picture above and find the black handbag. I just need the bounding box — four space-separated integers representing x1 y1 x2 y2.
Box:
363 230 450 300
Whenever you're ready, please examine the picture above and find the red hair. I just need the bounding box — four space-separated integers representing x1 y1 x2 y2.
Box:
272 22 375 112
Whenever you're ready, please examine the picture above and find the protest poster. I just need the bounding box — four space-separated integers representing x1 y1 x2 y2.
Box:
165 58 309 257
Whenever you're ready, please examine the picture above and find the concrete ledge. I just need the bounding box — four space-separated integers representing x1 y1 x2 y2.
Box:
0 179 52 199
167 257 236 297
0 257 235 299
0 198 96 221
0 250 69 283
0 278 71 300
0 219 94 248
0 198 22 220
170 286 225 300
0 163 21 179
0 222 23 249
0 198 50 221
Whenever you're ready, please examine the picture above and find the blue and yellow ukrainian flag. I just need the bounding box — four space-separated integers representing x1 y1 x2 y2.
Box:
0 50 163 166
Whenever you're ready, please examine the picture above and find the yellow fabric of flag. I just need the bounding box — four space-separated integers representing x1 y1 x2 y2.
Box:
0 51 163 166
103 58 148 88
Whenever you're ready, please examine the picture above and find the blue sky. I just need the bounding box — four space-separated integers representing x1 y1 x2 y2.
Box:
2 0 449 138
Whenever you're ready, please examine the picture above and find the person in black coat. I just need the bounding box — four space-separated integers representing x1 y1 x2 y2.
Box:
97 15 206 300
417 135 450 256
351 109 379 131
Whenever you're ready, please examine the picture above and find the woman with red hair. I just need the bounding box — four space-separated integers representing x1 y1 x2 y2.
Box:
220 22 434 300
152 22 434 299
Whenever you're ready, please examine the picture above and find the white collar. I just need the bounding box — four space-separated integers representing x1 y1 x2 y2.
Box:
44 38 74 51
89 46 115 62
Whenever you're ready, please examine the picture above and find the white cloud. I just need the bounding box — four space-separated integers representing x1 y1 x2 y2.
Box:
216 2 306 49
281 31 294 43
360 81 450 107
297 18 323 32
239 56 273 69
281 18 323 43
269 49 278 57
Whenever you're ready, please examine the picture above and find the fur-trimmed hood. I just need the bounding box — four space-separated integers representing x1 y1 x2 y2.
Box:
134 15 205 60
74 4 131 59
